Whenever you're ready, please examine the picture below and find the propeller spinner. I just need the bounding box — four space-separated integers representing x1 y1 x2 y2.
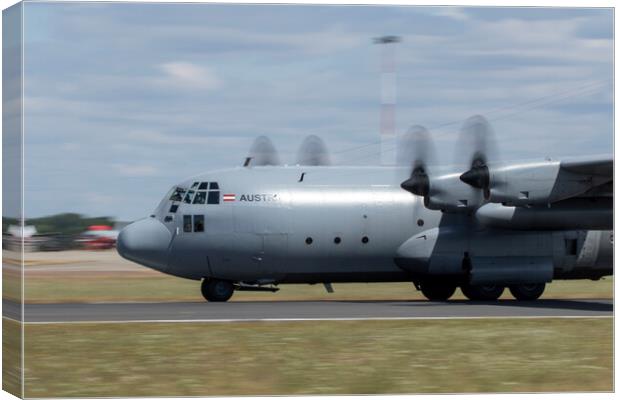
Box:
456 115 497 196
399 125 436 197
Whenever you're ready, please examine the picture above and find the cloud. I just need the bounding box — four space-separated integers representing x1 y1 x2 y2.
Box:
430 7 470 21
255 26 363 55
112 163 159 177
156 61 221 90
81 192 119 207
137 24 364 56
126 129 248 147
60 142 81 151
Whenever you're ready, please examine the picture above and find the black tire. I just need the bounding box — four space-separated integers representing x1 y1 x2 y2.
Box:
508 283 546 301
461 284 504 301
419 281 457 301
201 279 234 302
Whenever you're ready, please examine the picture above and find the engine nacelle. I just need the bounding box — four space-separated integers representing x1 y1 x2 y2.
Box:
424 173 485 213
485 160 606 206
485 160 559 205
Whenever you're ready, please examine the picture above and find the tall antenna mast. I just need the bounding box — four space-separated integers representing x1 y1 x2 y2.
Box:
374 35 401 166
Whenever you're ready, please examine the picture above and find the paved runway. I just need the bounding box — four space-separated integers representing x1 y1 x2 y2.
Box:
3 298 612 323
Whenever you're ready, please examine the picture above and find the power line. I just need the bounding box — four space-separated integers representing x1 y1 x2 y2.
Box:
333 79 610 164
338 80 610 166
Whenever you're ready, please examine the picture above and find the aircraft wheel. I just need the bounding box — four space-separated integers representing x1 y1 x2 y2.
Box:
509 283 545 301
419 281 457 301
201 279 234 302
461 284 504 301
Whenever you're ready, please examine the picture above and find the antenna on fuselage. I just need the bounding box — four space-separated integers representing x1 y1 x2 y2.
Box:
243 157 252 167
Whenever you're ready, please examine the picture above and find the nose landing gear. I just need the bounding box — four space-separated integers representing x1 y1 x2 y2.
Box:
201 279 235 302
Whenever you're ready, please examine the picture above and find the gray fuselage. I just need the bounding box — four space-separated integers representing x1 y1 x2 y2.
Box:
118 165 612 285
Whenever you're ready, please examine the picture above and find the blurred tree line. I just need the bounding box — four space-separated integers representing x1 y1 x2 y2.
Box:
2 213 116 235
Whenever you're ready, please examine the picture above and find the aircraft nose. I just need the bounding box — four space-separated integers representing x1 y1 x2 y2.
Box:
117 218 171 272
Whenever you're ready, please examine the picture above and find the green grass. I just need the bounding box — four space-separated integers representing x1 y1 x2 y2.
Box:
23 275 199 303
3 271 21 303
23 318 612 397
3 319 22 397
20 274 613 303
3 248 22 303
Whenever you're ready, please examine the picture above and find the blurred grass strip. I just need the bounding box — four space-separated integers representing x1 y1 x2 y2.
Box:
24 318 611 397
3 319 22 397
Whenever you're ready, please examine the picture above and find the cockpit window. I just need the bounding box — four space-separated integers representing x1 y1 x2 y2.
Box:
182 182 221 205
169 204 179 213
208 191 220 204
183 190 195 204
169 187 186 202
174 182 221 205
193 191 207 204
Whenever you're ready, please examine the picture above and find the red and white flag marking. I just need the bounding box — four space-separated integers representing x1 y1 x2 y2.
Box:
223 194 236 202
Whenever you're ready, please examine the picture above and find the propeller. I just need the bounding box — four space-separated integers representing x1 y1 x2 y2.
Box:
400 125 437 197
400 117 500 213
246 136 281 166
296 135 331 166
457 115 498 195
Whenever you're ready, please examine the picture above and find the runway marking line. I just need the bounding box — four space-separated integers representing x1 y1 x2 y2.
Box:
3 315 613 325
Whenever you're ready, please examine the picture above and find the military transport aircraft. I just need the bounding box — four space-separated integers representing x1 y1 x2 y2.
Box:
117 116 612 302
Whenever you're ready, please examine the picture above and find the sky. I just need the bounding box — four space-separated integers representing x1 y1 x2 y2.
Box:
11 3 614 220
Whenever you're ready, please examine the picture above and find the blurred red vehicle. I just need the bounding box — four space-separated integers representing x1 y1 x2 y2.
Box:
76 225 119 250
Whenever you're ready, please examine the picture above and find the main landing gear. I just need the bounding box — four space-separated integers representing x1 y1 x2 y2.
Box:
508 283 546 301
201 279 235 302
416 281 546 302
460 284 505 301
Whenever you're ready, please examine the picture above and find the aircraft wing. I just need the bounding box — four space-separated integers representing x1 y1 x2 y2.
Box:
472 154 612 230
475 154 613 206
560 154 612 181
404 153 613 215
